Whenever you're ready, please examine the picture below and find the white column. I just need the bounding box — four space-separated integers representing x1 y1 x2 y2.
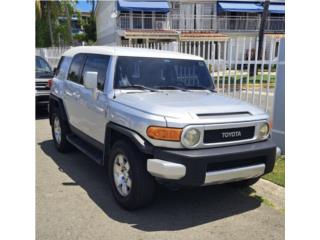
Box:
130 11 133 29
272 38 285 153
152 11 155 29
142 11 144 29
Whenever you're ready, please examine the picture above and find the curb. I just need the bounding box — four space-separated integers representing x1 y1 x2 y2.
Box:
252 179 285 212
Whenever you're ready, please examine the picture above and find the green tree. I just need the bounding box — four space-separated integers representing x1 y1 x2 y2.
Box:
61 1 78 45
83 0 96 43
36 1 78 47
36 0 61 47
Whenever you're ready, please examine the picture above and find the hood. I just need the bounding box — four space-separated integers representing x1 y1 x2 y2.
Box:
114 91 266 121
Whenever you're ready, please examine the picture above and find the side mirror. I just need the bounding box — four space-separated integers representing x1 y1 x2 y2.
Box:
83 71 98 89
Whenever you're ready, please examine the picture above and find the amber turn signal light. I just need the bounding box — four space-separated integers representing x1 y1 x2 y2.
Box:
146 126 182 141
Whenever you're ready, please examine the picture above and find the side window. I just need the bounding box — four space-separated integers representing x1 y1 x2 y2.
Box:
67 54 86 84
81 54 110 91
55 56 72 80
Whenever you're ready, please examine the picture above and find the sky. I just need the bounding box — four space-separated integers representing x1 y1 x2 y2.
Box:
76 1 93 13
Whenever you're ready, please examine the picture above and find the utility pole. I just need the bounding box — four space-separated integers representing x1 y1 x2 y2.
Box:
258 0 270 59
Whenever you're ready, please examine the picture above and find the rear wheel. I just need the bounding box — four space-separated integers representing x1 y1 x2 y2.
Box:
51 111 72 152
108 140 156 210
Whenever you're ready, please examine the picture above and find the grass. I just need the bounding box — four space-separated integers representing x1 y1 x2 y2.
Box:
238 187 275 209
263 155 285 187
213 74 276 85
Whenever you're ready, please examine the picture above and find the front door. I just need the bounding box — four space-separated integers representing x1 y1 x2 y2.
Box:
63 53 86 130
78 54 111 144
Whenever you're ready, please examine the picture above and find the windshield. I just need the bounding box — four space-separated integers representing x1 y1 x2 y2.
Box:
114 57 214 91
36 56 53 78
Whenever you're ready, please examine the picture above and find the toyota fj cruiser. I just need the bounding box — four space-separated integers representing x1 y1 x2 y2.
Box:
49 46 280 210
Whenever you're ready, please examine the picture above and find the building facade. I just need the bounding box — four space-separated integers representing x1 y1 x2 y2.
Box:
95 0 284 46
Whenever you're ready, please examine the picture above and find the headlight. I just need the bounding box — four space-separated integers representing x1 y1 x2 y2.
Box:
181 128 201 147
258 123 270 139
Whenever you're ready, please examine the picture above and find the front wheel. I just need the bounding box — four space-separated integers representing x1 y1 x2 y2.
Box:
108 141 156 210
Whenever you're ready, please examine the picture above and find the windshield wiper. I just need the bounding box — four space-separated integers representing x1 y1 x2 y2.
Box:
119 84 158 92
155 85 188 91
187 86 217 92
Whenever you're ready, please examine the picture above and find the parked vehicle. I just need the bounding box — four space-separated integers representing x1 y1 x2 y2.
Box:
49 46 280 209
36 56 53 106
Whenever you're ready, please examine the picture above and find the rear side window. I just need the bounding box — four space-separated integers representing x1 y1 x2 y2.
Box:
81 54 110 91
55 56 72 80
67 54 86 84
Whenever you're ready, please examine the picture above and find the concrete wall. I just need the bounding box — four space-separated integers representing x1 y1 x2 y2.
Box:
272 38 285 153
95 0 118 45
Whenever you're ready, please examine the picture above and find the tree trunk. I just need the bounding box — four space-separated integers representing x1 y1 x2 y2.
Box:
65 4 73 45
91 1 95 18
46 4 54 47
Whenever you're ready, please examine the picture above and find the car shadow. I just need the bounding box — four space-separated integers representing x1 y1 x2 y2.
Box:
39 140 262 232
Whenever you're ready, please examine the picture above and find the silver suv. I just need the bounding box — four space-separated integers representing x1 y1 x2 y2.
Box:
49 46 280 209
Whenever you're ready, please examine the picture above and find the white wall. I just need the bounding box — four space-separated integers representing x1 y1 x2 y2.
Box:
95 0 118 45
170 1 216 30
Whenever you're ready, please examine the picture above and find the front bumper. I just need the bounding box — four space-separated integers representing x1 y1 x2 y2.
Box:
147 139 278 186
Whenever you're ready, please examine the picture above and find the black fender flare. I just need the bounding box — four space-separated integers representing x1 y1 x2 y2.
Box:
104 122 154 163
49 94 69 127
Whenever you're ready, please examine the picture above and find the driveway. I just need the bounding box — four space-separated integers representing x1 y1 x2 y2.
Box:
36 109 284 240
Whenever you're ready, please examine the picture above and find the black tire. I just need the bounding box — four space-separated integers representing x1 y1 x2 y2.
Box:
51 111 72 153
232 177 260 188
108 140 156 210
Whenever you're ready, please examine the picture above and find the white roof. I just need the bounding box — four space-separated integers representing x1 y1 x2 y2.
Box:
62 46 203 61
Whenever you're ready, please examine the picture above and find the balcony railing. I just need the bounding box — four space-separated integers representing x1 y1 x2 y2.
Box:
117 14 285 33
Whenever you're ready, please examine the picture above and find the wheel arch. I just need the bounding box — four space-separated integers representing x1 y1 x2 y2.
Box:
49 94 69 128
104 122 154 165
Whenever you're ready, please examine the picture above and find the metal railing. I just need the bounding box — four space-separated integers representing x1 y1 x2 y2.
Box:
36 47 71 68
117 14 285 33
36 36 283 116
122 36 283 116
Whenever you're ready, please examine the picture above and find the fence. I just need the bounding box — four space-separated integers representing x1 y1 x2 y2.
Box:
36 36 283 116
123 36 282 116
36 47 71 68
117 14 285 33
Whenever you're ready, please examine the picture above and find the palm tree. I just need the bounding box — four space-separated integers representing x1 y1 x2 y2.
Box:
61 1 79 45
86 0 96 17
36 0 60 47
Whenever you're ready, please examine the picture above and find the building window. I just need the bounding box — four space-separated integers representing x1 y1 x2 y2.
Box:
133 11 142 29
144 12 152 29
